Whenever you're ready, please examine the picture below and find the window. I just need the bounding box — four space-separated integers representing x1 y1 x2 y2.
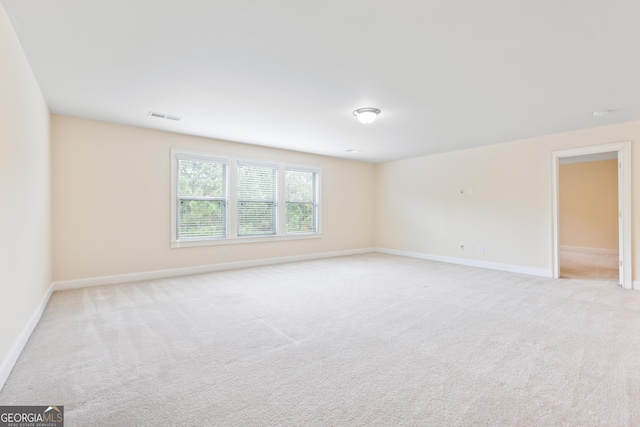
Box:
171 148 321 247
285 168 318 233
237 162 277 237
176 155 228 240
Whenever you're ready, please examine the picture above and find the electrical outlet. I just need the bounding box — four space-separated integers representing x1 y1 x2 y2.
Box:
478 245 485 254
222 247 229 255
460 245 465 251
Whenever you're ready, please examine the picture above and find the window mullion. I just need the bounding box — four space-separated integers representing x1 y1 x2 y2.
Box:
228 157 238 239
277 163 285 236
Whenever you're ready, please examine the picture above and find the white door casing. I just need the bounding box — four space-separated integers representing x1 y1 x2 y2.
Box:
551 141 632 289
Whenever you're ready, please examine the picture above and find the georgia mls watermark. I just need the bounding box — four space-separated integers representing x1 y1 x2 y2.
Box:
0 406 63 427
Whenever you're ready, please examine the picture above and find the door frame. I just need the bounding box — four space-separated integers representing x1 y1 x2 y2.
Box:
551 141 632 289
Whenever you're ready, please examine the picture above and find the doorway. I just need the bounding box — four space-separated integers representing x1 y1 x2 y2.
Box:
557 153 618 280
551 142 632 289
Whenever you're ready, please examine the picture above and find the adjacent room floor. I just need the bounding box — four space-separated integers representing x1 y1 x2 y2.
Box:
2 253 640 426
559 247 619 282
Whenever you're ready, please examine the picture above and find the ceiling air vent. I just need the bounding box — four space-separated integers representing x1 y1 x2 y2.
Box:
148 111 182 121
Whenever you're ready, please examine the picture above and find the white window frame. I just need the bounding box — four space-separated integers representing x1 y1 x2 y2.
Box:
236 159 279 238
171 148 322 248
171 148 230 245
284 165 321 235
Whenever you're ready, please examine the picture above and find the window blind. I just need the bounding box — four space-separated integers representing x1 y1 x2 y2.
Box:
237 162 277 236
177 157 227 239
285 169 317 233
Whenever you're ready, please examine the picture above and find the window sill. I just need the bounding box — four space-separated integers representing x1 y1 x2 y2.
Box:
171 233 322 248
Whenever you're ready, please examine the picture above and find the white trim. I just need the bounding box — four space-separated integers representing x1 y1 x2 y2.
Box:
236 160 279 237
559 245 619 255
551 141 632 289
278 163 285 235
375 247 552 278
620 142 632 289
52 248 374 291
284 165 322 236
171 148 230 244
171 232 322 248
0 284 53 391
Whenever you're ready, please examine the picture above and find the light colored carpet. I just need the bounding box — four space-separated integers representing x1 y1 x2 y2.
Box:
2 253 640 426
560 248 619 281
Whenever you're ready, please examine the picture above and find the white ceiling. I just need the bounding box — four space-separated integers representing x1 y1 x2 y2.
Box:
3 1 640 163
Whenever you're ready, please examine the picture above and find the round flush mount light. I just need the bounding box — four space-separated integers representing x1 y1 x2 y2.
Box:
345 149 361 153
353 107 381 124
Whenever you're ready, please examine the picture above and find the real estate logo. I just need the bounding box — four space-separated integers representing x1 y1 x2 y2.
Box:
0 406 63 427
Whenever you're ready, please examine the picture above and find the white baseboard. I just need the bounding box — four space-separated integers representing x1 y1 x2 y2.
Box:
52 248 374 291
375 247 552 278
0 284 53 391
559 245 619 255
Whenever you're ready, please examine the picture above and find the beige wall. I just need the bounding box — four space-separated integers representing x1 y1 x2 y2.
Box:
52 116 375 282
559 160 618 250
0 4 51 372
375 121 640 277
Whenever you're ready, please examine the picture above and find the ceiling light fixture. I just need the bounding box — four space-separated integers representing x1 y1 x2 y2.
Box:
353 107 380 124
345 149 361 153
